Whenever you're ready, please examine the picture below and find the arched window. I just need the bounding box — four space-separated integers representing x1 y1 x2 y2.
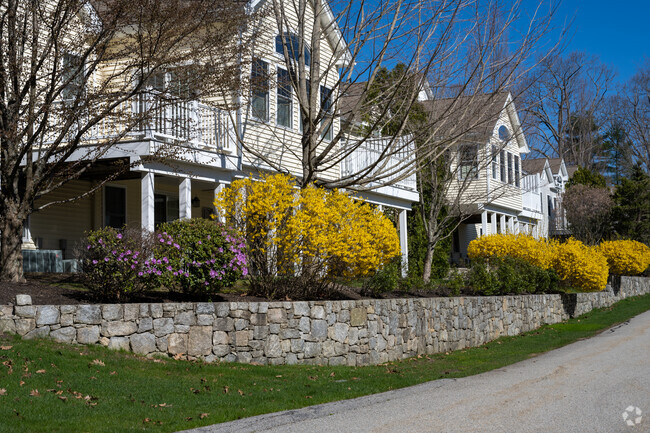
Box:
498 125 510 141
275 33 311 65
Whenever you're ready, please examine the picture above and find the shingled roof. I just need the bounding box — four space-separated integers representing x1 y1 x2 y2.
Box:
521 158 548 175
420 92 511 144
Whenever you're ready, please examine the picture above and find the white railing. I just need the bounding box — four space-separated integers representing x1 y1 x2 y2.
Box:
521 173 542 213
133 94 235 153
342 135 417 192
45 95 235 154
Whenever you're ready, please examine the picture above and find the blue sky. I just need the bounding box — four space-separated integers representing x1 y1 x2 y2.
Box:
543 0 649 83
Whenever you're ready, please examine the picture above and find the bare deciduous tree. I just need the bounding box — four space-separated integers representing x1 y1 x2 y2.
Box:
241 0 558 192
519 51 616 167
608 61 650 173
0 0 253 281
562 184 613 245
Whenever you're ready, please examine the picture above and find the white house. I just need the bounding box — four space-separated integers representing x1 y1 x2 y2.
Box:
21 0 418 272
521 157 576 238
420 92 538 262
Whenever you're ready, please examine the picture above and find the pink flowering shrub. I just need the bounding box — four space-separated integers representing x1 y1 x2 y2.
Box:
80 226 157 300
151 219 247 295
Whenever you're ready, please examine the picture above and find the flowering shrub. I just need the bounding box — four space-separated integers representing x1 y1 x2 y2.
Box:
468 234 609 292
214 173 400 296
552 238 609 292
79 227 156 300
467 234 556 270
150 219 247 295
597 240 650 276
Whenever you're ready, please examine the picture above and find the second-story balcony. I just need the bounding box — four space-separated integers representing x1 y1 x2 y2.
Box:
133 94 236 153
341 135 418 200
521 173 542 217
49 93 237 155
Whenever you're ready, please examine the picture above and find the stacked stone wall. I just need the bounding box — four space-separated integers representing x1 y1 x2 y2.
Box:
1 277 648 366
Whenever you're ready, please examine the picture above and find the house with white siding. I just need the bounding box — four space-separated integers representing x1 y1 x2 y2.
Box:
21 0 418 272
521 157 575 238
421 92 542 262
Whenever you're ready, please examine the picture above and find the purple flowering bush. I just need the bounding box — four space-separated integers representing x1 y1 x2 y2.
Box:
150 219 247 295
79 227 157 300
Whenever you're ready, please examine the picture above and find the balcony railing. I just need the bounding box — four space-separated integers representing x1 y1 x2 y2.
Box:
341 136 417 192
133 94 235 153
521 174 542 213
46 94 236 154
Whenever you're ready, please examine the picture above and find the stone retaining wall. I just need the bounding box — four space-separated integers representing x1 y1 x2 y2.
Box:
1 277 648 366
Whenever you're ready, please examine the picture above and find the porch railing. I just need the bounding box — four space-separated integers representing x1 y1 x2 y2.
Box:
341 136 417 192
133 93 236 153
521 173 542 213
46 94 236 154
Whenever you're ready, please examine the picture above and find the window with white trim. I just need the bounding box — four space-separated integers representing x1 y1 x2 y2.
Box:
62 53 85 100
514 155 520 187
277 68 292 128
458 144 479 180
275 33 311 65
251 58 269 122
320 85 333 140
507 152 513 184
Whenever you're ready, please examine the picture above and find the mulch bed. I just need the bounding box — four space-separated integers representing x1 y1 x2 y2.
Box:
0 274 464 306
0 274 271 306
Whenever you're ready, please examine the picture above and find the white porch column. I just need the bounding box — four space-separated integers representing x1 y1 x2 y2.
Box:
500 214 506 233
213 183 226 224
508 216 515 233
21 216 36 250
480 210 488 237
179 177 192 220
399 209 408 278
141 172 155 232
514 217 520 234
490 212 497 235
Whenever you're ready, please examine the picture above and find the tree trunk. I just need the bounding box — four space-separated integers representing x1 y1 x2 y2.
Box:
0 210 26 283
421 243 435 283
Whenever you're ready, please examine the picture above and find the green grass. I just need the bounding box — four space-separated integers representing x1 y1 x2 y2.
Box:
1 293 649 432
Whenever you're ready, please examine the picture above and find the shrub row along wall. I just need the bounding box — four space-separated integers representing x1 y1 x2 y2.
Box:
1 277 649 366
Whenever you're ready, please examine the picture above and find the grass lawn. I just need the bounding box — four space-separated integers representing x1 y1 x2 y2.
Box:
1 293 649 433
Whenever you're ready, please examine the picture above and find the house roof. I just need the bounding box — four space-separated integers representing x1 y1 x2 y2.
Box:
338 82 366 125
521 158 548 175
421 92 508 139
566 164 578 178
422 92 529 152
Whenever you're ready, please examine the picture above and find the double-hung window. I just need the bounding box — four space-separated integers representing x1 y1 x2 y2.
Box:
277 68 292 128
500 150 506 182
458 144 479 180
251 59 269 122
507 152 513 184
320 85 333 140
275 33 311 65
62 53 85 100
491 145 498 179
514 155 520 187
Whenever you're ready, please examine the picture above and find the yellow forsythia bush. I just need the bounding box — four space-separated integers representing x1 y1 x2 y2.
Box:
468 234 609 292
551 238 609 292
467 234 556 270
214 173 400 279
597 240 650 276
